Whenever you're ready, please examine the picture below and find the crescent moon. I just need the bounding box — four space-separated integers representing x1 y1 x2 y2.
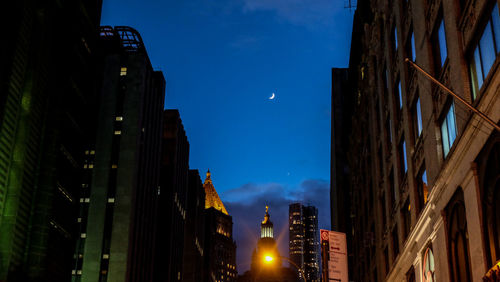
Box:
269 93 275 100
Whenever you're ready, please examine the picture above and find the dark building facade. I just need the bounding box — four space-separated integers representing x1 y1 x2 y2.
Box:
182 169 206 282
156 109 190 282
78 26 165 282
0 1 102 281
329 68 354 280
332 0 500 281
203 170 237 282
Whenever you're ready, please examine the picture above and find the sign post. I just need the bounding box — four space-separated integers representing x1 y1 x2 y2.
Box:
320 229 348 282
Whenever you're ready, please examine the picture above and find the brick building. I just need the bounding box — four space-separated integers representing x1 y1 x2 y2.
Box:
332 0 500 281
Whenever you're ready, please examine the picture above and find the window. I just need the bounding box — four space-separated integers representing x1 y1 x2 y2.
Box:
413 97 423 138
417 167 429 215
394 24 398 51
411 31 416 61
399 137 408 178
433 17 448 72
389 169 396 209
392 226 400 259
120 67 127 76
470 4 500 100
387 118 393 145
402 200 411 240
396 79 403 109
446 189 472 282
423 247 436 282
441 102 457 157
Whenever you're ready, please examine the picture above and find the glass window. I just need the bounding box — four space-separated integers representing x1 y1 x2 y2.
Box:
402 140 407 173
417 167 429 215
120 67 127 76
415 97 423 137
423 247 436 282
493 4 500 53
438 19 448 66
402 200 411 240
394 25 398 50
480 21 496 77
441 103 457 157
469 4 500 99
411 31 416 61
397 80 403 109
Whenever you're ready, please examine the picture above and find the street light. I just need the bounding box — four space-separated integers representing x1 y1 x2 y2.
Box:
261 253 307 282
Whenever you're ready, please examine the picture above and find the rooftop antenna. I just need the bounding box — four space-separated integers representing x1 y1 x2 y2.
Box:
344 0 357 11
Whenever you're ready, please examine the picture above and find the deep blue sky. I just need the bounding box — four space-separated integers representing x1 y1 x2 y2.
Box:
101 0 353 272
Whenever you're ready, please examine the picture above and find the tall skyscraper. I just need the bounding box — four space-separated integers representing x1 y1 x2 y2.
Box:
155 109 190 282
289 203 320 282
203 170 237 282
333 0 500 281
182 169 206 282
78 26 165 282
0 1 102 281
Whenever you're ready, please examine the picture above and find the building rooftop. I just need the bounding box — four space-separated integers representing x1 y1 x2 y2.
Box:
203 170 228 215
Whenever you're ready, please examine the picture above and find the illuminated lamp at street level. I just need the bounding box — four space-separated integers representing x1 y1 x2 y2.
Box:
261 254 307 282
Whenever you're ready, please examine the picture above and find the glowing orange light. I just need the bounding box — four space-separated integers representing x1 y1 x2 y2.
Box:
263 255 274 263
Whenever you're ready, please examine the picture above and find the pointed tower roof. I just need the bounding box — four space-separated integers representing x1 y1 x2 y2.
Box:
203 169 228 215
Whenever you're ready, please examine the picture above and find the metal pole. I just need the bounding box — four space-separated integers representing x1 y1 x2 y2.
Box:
280 256 307 282
405 58 500 132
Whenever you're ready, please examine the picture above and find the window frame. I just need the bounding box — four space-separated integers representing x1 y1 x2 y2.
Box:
469 3 500 101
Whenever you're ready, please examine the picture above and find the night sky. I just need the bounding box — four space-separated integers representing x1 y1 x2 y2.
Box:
101 0 354 272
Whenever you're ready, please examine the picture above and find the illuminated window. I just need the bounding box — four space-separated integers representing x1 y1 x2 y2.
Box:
112 164 118 169
108 198 115 203
115 116 123 121
120 67 127 76
470 4 500 100
90 150 95 155
441 102 457 157
103 254 110 259
81 233 87 238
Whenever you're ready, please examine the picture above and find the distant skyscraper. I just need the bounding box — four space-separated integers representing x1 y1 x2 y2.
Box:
182 169 206 282
289 203 320 282
78 26 165 282
203 170 237 282
155 109 190 282
0 1 102 281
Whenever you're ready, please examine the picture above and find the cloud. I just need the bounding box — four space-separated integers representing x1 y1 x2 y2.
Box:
222 179 330 273
241 0 341 27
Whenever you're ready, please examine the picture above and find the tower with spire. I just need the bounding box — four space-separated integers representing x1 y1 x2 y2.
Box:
202 170 237 282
